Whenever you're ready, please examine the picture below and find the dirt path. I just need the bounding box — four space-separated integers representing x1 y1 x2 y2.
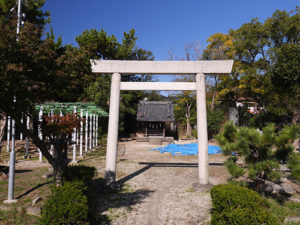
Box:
3 140 300 224
96 141 230 225
0 140 229 224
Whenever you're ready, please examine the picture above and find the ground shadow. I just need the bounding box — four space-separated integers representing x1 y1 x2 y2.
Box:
88 178 154 224
15 169 33 173
117 164 153 185
0 166 32 175
139 162 224 167
16 181 52 199
117 162 224 185
0 165 8 174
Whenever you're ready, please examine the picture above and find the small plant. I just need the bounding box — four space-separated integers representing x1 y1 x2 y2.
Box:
40 181 89 225
211 184 282 225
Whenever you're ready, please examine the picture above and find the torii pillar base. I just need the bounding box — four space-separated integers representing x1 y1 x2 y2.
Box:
3 199 17 204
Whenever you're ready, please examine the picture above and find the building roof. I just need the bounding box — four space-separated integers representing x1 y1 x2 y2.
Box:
137 101 175 122
35 102 108 116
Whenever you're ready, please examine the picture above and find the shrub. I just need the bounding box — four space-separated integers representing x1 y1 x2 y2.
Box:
288 152 300 181
211 184 282 225
216 122 300 185
66 165 96 185
224 157 245 178
40 181 89 225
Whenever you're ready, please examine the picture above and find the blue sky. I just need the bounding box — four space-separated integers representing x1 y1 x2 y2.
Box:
43 1 297 90
43 0 298 61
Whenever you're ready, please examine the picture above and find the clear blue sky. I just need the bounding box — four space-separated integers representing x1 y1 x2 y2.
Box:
43 0 298 61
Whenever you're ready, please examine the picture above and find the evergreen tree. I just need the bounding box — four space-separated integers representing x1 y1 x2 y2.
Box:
216 122 300 188
76 28 154 135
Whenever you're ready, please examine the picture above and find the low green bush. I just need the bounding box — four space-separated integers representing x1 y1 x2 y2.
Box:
40 181 89 225
66 165 96 184
288 152 300 181
211 184 281 225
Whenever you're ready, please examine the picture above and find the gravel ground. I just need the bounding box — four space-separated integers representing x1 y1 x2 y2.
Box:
98 141 230 225
1 140 229 224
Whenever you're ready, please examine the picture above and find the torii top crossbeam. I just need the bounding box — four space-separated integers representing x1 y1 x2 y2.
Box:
91 60 234 74
91 60 234 91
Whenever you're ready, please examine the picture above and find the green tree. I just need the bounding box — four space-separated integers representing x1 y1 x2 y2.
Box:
76 28 154 135
264 8 300 48
209 7 299 126
216 122 300 188
0 3 89 185
202 33 236 117
0 0 49 152
261 7 300 124
269 43 300 124
173 88 196 138
0 0 49 27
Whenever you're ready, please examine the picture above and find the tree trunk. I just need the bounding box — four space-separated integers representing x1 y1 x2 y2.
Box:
0 112 7 154
185 105 192 137
51 139 70 186
53 161 68 187
291 108 300 124
186 118 192 137
211 91 216 110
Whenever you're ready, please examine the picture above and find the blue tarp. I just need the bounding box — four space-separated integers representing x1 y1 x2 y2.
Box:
150 143 221 156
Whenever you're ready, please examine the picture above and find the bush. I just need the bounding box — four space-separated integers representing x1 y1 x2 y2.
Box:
216 122 300 184
211 184 281 225
66 165 96 185
40 181 89 225
288 152 300 181
224 157 245 178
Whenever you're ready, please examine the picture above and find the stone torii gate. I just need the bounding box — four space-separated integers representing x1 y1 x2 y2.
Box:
92 60 233 185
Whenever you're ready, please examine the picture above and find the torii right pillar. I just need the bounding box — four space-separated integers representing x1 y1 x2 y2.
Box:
196 73 209 184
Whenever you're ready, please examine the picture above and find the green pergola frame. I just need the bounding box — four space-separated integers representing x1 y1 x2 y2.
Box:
35 102 108 117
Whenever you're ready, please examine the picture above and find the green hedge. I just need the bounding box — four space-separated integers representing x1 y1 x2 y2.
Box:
211 184 281 225
40 181 89 225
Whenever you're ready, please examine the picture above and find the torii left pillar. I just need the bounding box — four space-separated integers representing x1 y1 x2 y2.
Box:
105 73 121 185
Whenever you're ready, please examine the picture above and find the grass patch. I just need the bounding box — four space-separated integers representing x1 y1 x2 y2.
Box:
185 187 195 193
120 184 132 193
286 222 300 225
0 207 38 225
269 198 300 223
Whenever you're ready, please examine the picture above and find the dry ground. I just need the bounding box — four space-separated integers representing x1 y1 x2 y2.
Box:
0 140 230 225
3 140 300 224
92 140 230 225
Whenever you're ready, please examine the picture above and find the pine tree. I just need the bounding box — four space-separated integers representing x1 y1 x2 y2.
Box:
216 122 300 186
